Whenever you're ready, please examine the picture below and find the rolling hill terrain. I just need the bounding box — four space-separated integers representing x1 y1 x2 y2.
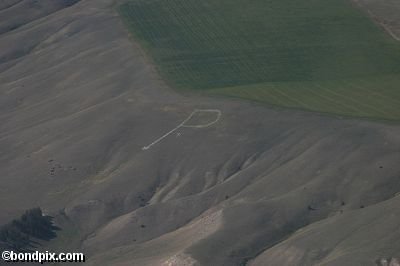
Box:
0 0 399 265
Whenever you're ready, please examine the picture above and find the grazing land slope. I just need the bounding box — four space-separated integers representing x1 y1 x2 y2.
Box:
354 0 400 41
0 0 400 266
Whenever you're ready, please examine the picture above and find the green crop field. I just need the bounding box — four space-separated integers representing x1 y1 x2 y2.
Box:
118 0 400 121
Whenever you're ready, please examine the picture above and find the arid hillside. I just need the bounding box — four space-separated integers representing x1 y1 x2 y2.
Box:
0 1 399 265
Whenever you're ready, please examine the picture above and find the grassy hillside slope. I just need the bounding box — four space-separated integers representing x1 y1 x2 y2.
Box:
118 0 400 121
1 1 400 265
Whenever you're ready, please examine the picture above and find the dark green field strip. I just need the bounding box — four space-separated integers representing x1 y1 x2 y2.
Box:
211 76 400 120
118 0 400 121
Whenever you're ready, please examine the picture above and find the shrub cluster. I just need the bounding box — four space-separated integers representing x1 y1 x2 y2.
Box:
0 208 59 251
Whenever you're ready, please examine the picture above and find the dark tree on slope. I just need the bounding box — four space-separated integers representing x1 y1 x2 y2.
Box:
0 208 60 251
14 208 59 240
0 223 31 251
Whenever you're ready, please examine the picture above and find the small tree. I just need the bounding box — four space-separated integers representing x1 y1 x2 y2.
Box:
0 207 60 251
